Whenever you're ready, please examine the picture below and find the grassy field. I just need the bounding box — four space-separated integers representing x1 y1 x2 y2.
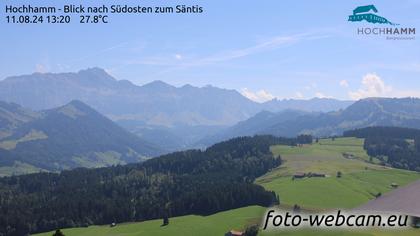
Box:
34 138 420 236
0 161 46 177
0 129 47 150
35 206 265 236
256 138 420 209
254 138 420 235
260 228 420 236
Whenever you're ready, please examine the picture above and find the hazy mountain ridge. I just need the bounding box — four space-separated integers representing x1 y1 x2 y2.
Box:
197 110 309 146
0 100 163 176
0 68 260 126
203 97 420 145
0 68 352 150
261 97 353 113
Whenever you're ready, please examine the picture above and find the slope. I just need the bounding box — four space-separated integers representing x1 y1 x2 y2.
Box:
0 100 162 174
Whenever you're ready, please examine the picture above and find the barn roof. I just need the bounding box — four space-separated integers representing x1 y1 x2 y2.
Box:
229 230 244 236
355 179 420 217
353 5 378 15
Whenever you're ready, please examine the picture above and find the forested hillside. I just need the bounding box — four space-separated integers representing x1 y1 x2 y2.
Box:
0 135 295 236
0 100 162 175
345 127 420 171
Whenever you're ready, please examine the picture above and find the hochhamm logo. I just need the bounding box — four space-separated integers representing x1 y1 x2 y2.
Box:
348 4 415 40
348 5 398 25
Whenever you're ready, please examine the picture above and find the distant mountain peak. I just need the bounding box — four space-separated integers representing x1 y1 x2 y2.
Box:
55 100 89 119
66 99 89 108
142 80 175 90
76 67 117 83
78 67 108 75
181 84 195 89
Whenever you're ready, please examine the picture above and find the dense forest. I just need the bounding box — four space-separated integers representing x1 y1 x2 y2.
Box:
344 126 420 139
0 135 296 236
345 127 420 171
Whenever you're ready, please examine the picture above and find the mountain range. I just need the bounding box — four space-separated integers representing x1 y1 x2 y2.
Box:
2 69 420 176
200 97 420 145
0 100 162 176
0 68 352 150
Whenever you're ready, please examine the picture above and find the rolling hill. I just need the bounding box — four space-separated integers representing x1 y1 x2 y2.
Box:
0 135 283 235
0 100 162 175
197 110 308 146
33 137 420 236
0 101 40 139
257 138 420 209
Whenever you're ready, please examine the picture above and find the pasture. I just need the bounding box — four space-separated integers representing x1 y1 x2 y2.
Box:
256 138 420 209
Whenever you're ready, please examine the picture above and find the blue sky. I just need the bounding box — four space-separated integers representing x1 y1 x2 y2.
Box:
1 0 419 101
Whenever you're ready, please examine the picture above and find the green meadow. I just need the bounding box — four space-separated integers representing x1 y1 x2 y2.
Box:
34 138 420 236
35 206 265 236
260 228 420 236
256 137 420 209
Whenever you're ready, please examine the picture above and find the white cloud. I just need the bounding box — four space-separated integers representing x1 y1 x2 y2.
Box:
241 88 275 103
294 91 304 99
339 80 349 87
35 64 48 73
175 54 182 60
348 73 420 100
348 73 392 100
315 92 333 99
70 41 129 64
126 31 330 68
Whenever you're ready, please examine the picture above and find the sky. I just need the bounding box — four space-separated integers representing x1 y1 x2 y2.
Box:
1 0 420 101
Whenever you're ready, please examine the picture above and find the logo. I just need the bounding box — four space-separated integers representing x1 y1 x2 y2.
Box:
348 4 415 40
348 5 398 25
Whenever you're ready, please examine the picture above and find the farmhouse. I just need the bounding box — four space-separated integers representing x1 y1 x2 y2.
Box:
293 172 305 178
309 172 326 178
342 152 356 159
225 230 244 236
293 172 325 179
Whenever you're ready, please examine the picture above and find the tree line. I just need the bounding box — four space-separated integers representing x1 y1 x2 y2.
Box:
345 126 420 171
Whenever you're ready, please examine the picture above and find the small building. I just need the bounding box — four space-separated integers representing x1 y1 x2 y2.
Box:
342 152 355 159
310 173 326 178
225 230 244 236
293 172 306 179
